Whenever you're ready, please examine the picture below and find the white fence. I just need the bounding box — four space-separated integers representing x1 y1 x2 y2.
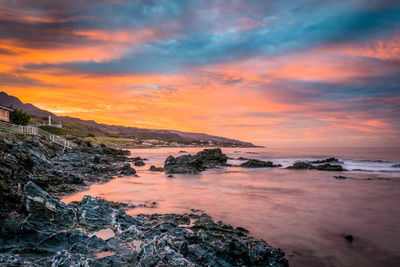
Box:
0 121 77 149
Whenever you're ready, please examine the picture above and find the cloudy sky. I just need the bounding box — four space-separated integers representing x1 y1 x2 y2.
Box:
0 0 399 147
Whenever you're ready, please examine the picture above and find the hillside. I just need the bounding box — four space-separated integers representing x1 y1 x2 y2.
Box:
0 92 256 147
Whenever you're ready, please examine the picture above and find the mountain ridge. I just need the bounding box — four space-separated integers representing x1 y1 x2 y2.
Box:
0 91 256 147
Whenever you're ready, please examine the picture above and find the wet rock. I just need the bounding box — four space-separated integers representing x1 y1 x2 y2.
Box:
310 158 339 164
24 181 77 228
164 155 206 174
120 163 136 175
167 175 174 178
238 157 250 160
67 173 83 184
0 183 288 267
392 164 400 168
134 159 146 166
287 162 346 171
240 159 282 168
78 195 115 231
315 164 345 171
345 235 354 243
334 175 347 180
287 162 315 169
150 165 165 172
164 148 228 174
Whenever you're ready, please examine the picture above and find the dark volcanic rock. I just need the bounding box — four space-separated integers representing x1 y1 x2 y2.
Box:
287 162 346 171
0 182 288 266
24 181 77 228
240 159 282 168
287 162 315 169
164 148 228 174
345 235 354 243
78 195 116 231
134 159 145 166
315 164 345 171
392 164 400 168
149 165 164 172
0 134 133 224
310 157 339 164
67 173 83 184
164 155 206 174
120 163 136 175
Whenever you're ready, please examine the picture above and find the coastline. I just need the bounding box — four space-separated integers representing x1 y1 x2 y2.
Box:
0 134 288 266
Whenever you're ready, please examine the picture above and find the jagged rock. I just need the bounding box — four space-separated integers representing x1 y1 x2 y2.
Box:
150 165 165 172
310 158 339 164
120 163 136 175
195 148 228 167
78 195 116 231
24 181 77 228
164 148 227 174
287 162 346 171
240 159 282 168
0 183 288 267
287 162 315 169
67 173 83 184
315 164 345 171
164 155 206 174
134 159 146 166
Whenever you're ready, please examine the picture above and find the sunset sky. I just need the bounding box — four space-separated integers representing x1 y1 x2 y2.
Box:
0 0 399 147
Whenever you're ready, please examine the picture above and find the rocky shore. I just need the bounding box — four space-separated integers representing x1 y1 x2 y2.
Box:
0 134 288 266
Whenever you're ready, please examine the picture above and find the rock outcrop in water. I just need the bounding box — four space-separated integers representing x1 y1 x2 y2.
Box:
240 159 282 168
164 148 228 174
287 162 346 171
149 165 164 172
0 181 288 267
309 158 339 164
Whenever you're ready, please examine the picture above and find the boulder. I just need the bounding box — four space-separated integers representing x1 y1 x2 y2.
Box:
310 158 339 164
287 162 346 171
67 173 83 184
134 159 146 166
150 165 164 172
164 155 206 174
164 148 228 174
120 163 136 175
78 195 115 231
240 159 282 168
24 181 77 228
315 164 345 171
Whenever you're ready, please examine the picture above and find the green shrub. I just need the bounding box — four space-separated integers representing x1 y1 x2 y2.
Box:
10 108 31 125
87 133 95 137
38 126 66 136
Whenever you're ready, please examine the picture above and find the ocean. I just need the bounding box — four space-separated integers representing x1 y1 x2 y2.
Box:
62 147 400 267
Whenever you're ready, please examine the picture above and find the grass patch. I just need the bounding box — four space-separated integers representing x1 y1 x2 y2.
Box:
83 137 138 148
38 126 67 136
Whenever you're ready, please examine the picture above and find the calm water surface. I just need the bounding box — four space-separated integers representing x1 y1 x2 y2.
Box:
62 147 400 267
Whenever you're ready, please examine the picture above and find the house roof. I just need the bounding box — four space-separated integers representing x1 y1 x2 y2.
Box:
0 105 12 111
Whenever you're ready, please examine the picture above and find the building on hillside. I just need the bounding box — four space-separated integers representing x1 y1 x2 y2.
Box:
0 105 11 122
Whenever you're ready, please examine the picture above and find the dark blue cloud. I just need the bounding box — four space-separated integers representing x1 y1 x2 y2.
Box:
1 0 398 73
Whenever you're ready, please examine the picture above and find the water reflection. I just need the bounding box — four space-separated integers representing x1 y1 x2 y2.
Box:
62 147 400 267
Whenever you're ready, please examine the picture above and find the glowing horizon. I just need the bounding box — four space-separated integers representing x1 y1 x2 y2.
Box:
1 1 399 147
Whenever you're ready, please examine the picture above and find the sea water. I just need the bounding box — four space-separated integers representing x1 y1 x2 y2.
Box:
62 147 400 267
